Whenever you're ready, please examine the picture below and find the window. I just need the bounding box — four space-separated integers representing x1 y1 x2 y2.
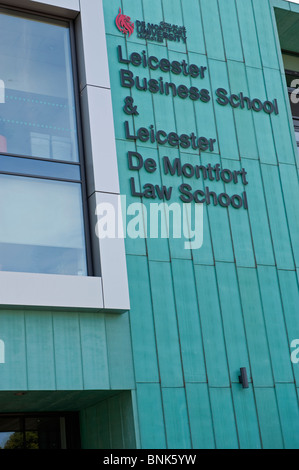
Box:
283 53 299 156
0 7 90 276
0 413 80 449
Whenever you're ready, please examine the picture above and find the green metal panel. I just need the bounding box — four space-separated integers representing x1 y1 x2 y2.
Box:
126 42 156 151
218 0 243 62
271 0 290 10
242 159 275 265
79 313 110 390
171 259 206 382
103 0 127 37
148 261 184 387
235 0 262 69
237 268 274 386
142 0 163 24
275 384 299 449
194 265 230 387
52 312 84 390
290 2 299 14
130 390 141 449
0 310 27 390
108 395 126 448
201 156 235 263
116 139 147 256
24 311 56 390
162 387 191 449
245 66 277 164
208 58 239 160
80 405 102 449
105 312 136 390
0 306 135 396
257 266 294 383
121 391 138 449
252 0 280 70
147 42 177 133
222 158 256 268
96 400 111 449
279 163 299 267
80 392 136 449
136 383 167 449
231 384 261 449
200 0 225 61
137 146 170 262
126 255 160 382
122 0 145 46
185 383 215 449
188 51 219 156
227 60 258 160
215 262 251 383
190 204 214 266
261 163 295 269
101 0 299 450
179 151 214 266
158 146 193 260
254 388 284 449
181 0 206 55
168 49 198 148
209 387 239 449
160 0 186 53
278 269 299 387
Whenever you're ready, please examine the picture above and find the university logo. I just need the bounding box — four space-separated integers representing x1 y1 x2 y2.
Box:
115 8 134 37
115 8 187 44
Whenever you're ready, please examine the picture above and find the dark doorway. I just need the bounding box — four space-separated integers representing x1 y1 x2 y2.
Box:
0 413 80 449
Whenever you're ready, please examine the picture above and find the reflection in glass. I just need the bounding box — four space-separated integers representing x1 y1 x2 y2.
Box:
0 9 79 162
0 174 88 276
0 416 23 449
0 416 63 449
0 432 25 449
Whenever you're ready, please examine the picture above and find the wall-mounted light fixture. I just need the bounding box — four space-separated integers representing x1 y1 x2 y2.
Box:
239 367 249 388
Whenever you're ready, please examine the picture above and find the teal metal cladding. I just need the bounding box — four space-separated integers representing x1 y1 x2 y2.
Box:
103 0 299 449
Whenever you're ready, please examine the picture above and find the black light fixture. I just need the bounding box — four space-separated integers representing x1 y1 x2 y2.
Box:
239 367 249 388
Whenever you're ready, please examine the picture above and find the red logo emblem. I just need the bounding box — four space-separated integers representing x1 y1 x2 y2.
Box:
116 8 134 37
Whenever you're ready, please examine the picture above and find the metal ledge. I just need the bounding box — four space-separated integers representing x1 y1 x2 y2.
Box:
0 271 104 311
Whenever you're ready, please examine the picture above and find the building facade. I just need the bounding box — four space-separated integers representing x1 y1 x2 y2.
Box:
0 0 298 449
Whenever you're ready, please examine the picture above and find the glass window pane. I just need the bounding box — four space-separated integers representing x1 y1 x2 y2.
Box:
285 72 299 88
288 91 299 118
0 432 24 449
0 175 88 276
0 9 79 162
0 154 81 180
0 417 23 450
25 417 61 450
